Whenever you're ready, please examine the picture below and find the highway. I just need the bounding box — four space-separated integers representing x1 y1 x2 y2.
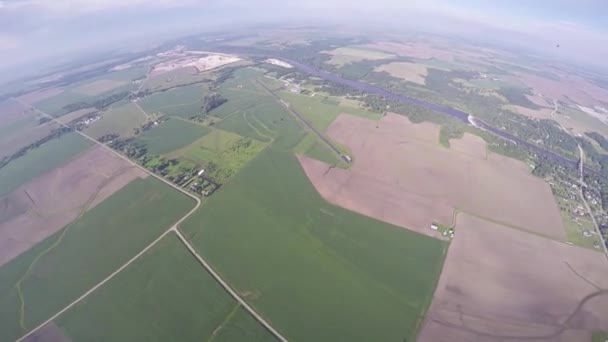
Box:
12 98 287 342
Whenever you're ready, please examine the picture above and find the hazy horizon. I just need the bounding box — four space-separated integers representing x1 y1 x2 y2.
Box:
1 0 607 76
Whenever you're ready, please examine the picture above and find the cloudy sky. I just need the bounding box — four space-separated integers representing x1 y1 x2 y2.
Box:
0 0 607 74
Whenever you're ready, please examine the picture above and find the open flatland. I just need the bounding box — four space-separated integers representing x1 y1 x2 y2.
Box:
0 177 194 341
298 112 565 240
0 146 146 266
182 147 446 341
419 212 608 341
54 234 276 342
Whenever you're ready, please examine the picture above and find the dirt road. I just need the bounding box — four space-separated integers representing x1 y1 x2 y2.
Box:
12 98 287 342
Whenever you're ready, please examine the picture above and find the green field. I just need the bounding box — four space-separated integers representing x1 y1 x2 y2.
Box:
0 133 91 196
592 331 608 342
293 132 342 165
181 147 446 341
0 177 195 341
139 83 208 119
562 211 603 250
276 91 381 131
56 234 276 342
135 118 211 155
84 102 147 139
180 129 266 183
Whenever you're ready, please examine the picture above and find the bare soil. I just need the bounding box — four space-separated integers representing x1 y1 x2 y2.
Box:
73 79 128 96
23 322 71 342
298 113 565 239
0 146 146 266
374 62 429 85
518 73 608 106
418 213 608 341
16 88 64 104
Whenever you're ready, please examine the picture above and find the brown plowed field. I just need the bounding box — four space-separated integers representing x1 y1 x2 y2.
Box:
418 213 608 341
298 113 565 239
0 146 146 266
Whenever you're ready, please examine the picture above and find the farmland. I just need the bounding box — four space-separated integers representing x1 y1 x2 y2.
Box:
0 177 194 341
323 47 395 66
73 79 128 96
84 102 148 139
419 213 608 341
138 83 209 119
55 234 275 342
181 147 446 341
299 113 565 240
135 118 211 155
0 146 145 266
0 132 91 196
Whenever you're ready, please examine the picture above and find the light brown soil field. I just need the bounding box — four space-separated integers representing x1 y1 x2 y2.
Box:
23 322 71 342
448 133 487 159
57 108 98 124
419 213 608 342
505 104 554 120
362 42 456 61
298 113 565 239
0 146 146 266
16 88 64 104
374 62 429 85
0 121 60 160
73 79 128 96
518 73 608 106
0 100 34 126
527 94 551 107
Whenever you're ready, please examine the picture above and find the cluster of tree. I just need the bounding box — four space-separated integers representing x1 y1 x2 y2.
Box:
130 89 152 100
98 133 119 143
39 117 51 125
0 127 72 170
62 91 130 113
201 93 227 114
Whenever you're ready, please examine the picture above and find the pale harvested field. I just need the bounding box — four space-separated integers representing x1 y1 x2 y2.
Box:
16 88 64 104
527 94 551 107
0 100 34 126
298 113 565 239
323 47 395 66
56 108 98 124
518 73 608 106
374 62 429 85
0 146 146 266
73 79 128 96
505 104 554 120
362 42 456 61
419 213 608 342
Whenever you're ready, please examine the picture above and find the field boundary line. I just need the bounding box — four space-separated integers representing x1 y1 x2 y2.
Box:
13 98 286 342
173 228 288 342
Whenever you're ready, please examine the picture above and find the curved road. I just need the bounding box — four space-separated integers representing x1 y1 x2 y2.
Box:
13 98 287 342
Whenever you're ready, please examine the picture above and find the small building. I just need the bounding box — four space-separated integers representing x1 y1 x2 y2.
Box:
197 169 205 176
430 224 438 230
583 230 592 238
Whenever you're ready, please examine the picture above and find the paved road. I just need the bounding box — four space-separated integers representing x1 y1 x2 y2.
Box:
12 98 287 342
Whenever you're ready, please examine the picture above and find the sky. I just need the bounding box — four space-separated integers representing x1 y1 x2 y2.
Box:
0 0 607 75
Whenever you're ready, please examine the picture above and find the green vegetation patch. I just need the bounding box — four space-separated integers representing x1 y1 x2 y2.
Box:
0 133 91 196
56 234 275 342
139 83 209 119
561 211 603 250
0 177 195 341
135 118 211 155
182 147 446 341
293 132 341 165
84 102 147 139
181 129 266 183
277 91 381 131
592 331 608 342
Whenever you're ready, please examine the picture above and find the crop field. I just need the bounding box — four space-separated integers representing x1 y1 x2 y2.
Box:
557 106 608 137
323 47 395 66
53 234 275 342
16 88 64 104
299 113 566 240
179 129 266 183
84 102 147 139
293 132 341 165
0 120 62 161
72 79 128 96
0 177 195 341
138 83 209 119
135 118 211 155
561 211 603 250
374 62 430 85
0 133 91 196
419 213 608 341
181 146 446 341
56 108 98 124
0 146 145 266
275 91 381 131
